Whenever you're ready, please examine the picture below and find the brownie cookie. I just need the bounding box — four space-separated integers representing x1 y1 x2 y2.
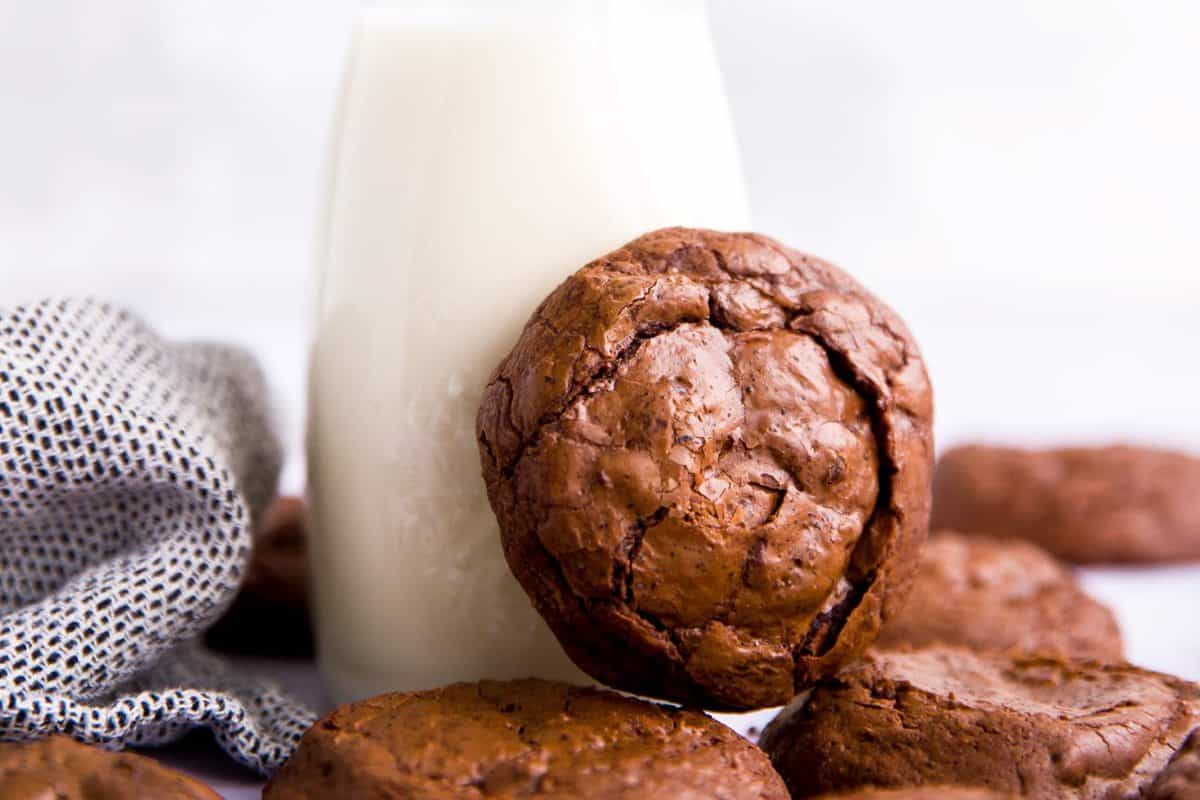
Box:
477 227 934 709
206 495 313 657
760 648 1200 799
814 789 1015 800
264 678 788 799
873 531 1123 660
1149 729 1200 800
932 444 1200 563
0 736 220 799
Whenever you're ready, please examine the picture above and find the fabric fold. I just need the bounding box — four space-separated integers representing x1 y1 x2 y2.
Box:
0 299 316 773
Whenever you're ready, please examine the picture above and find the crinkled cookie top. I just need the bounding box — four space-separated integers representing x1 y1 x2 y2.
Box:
0 736 220 800
761 648 1200 799
478 228 934 709
264 679 788 799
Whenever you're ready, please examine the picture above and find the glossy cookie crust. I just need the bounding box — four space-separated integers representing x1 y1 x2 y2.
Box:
264 679 788 800
0 736 220 800
478 227 934 709
1148 728 1200 800
933 444 1200 564
761 648 1200 799
874 531 1123 660
812 788 1017 800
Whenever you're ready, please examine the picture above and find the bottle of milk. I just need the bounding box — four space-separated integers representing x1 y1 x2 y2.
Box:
307 0 751 703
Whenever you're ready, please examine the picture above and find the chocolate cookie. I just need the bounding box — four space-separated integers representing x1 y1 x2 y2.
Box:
932 444 1200 563
263 678 788 799
206 495 313 656
0 736 219 799
1149 729 1200 800
874 531 1122 660
760 648 1200 799
477 227 934 709
815 789 1015 800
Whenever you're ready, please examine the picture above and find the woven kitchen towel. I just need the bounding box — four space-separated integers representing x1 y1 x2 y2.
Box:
0 298 316 774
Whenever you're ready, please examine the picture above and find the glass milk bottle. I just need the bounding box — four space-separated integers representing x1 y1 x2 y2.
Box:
307 0 751 703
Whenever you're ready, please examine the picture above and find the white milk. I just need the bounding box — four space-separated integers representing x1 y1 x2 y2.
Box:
307 0 750 703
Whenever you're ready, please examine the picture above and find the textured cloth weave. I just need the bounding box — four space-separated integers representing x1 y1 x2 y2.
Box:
0 299 316 774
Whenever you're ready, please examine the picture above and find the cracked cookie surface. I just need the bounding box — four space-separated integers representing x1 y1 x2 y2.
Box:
263 678 788 799
813 788 1017 800
932 444 1200 564
874 531 1123 660
760 648 1200 799
477 227 934 709
0 735 220 800
1148 728 1200 800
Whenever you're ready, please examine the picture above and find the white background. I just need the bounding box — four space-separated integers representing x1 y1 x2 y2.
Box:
5 0 1200 474
2 2 1199 796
